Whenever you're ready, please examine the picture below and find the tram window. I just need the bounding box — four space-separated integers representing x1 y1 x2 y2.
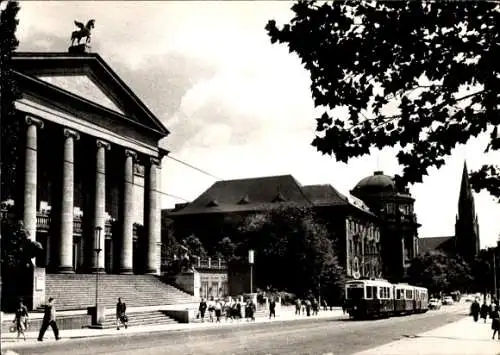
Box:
346 288 363 300
366 286 372 299
405 290 413 299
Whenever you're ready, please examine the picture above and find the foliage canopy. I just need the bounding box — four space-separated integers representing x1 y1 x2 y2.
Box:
266 1 500 200
406 250 473 294
1 0 22 201
239 205 345 301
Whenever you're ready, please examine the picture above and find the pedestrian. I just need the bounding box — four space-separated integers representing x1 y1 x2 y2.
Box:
198 298 207 322
295 298 301 315
480 302 490 323
116 297 128 330
269 298 276 319
208 297 215 322
322 299 328 311
490 304 499 340
470 299 480 322
214 299 222 323
305 299 312 317
12 299 29 341
312 298 319 316
37 297 60 341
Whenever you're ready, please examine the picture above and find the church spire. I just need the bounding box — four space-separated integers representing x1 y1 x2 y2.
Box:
455 160 480 261
459 161 472 203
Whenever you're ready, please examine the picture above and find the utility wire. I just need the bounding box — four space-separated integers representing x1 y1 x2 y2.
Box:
166 154 223 180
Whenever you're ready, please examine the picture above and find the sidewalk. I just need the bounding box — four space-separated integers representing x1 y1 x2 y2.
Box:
1 308 345 350
353 316 500 355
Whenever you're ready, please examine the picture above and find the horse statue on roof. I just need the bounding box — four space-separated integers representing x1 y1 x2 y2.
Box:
71 19 95 46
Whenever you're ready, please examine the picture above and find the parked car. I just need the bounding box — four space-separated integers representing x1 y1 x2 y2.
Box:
429 298 442 310
463 294 475 302
442 296 454 305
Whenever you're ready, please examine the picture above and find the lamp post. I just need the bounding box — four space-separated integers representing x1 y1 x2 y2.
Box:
94 226 103 307
493 251 497 300
249 250 254 294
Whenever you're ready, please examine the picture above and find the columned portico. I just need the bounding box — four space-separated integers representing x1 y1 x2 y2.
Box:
23 116 44 241
57 128 80 273
119 149 137 274
90 139 111 273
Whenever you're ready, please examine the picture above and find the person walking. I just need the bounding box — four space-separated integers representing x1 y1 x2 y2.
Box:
116 298 128 330
480 302 490 323
214 299 222 323
198 298 207 322
470 299 480 322
208 297 215 322
269 298 276 319
490 303 499 340
12 299 29 341
37 297 60 341
295 298 301 315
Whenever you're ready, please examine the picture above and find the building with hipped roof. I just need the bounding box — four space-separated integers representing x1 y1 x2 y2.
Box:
164 174 384 298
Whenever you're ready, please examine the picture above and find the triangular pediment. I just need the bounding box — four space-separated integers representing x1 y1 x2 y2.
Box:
12 52 169 137
37 74 125 115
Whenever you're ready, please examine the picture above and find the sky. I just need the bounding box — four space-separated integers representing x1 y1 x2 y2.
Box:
13 1 500 248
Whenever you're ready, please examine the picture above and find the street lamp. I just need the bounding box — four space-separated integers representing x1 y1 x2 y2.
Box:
249 250 254 294
94 226 103 307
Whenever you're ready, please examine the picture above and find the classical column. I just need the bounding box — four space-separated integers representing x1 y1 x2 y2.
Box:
90 139 110 273
23 116 44 241
144 157 160 274
57 128 80 273
119 149 136 274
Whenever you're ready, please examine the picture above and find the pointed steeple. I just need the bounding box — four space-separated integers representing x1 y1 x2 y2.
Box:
455 160 480 261
459 161 472 202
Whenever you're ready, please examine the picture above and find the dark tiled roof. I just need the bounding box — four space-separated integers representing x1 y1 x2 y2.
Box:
302 184 376 217
418 236 455 254
169 175 312 216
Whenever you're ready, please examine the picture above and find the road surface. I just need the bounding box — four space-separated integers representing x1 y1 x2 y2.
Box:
5 306 468 355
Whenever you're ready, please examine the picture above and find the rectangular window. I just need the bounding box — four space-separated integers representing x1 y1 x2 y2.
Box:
366 286 372 299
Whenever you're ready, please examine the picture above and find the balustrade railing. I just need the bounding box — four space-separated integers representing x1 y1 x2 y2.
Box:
0 209 137 238
195 257 227 270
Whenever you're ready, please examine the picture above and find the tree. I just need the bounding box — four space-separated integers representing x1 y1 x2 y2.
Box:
1 217 44 311
214 236 238 262
238 205 345 302
406 250 472 295
1 0 22 202
266 1 500 200
181 234 207 258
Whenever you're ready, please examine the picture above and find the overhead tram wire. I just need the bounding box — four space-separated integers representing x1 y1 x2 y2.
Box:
165 154 223 180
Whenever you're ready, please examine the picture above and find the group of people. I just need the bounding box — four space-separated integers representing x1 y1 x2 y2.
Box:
197 297 258 323
294 297 326 317
12 297 60 342
12 297 129 341
470 298 500 340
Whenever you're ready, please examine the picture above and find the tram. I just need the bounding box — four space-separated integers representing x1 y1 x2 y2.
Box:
344 279 428 319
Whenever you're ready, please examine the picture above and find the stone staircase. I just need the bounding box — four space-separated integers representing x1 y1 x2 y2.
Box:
89 310 178 329
43 274 199 311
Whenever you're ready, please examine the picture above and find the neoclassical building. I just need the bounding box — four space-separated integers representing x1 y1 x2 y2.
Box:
3 51 169 276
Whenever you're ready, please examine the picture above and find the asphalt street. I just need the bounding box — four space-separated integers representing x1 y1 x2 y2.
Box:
5 306 467 355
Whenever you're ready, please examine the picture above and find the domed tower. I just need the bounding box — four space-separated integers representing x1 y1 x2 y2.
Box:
351 171 420 282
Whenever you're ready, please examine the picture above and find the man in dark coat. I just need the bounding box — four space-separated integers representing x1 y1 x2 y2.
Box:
470 299 480 322
480 302 490 323
38 297 60 341
198 298 207 322
116 298 128 330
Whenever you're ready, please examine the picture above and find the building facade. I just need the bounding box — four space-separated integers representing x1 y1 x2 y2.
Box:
2 51 169 283
351 171 420 282
164 174 384 291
